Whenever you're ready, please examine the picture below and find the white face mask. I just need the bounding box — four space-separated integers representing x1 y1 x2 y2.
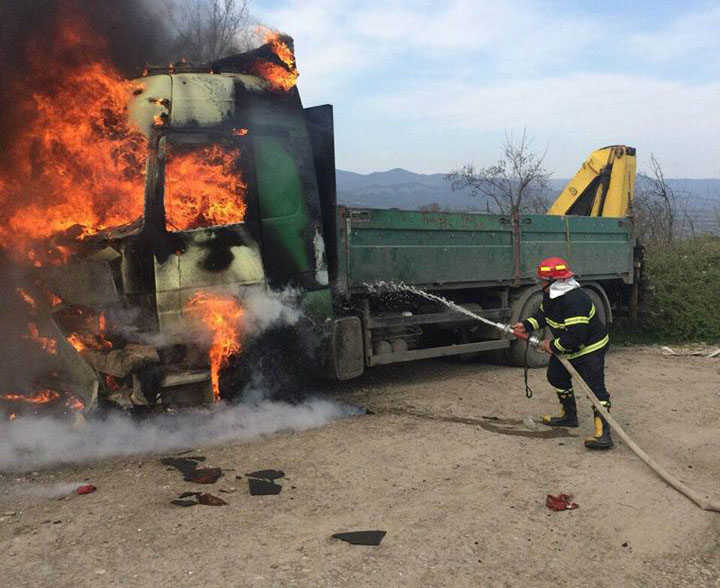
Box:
548 277 581 299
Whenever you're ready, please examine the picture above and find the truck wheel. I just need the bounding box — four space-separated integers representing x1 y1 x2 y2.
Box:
221 325 310 403
584 288 608 325
508 290 551 368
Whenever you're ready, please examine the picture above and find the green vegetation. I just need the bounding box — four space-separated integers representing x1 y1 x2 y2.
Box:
612 235 720 343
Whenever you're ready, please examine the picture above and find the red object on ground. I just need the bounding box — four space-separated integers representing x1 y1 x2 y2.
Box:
546 494 578 511
76 484 97 495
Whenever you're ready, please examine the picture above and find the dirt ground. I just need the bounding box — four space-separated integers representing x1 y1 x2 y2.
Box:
1 347 719 588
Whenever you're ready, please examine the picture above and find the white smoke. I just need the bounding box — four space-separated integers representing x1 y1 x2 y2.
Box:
136 284 302 349
7 481 82 499
241 285 302 332
0 398 360 472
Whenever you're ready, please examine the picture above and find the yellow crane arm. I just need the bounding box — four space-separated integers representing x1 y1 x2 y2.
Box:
547 145 636 217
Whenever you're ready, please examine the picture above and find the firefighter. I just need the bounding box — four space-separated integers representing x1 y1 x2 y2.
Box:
512 257 613 450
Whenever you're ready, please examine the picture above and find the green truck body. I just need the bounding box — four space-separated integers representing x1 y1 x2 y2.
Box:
1 64 639 413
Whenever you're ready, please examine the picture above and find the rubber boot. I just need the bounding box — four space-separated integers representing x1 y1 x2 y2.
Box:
584 403 613 450
542 390 578 428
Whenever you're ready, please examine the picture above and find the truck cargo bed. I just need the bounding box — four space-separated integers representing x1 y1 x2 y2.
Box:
334 206 634 293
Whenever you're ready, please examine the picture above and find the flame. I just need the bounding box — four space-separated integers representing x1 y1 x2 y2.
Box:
233 128 248 136
185 293 245 401
1 390 61 404
67 333 88 352
65 394 85 411
9 413 17 421
17 288 38 311
25 323 58 355
47 291 64 307
62 307 112 352
0 17 147 262
66 329 111 352
252 28 299 92
164 145 247 231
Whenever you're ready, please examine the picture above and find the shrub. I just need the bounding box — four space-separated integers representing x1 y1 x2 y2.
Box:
635 236 720 342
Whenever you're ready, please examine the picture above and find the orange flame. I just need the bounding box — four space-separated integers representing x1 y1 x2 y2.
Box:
1 390 61 404
25 323 58 355
164 145 247 231
252 28 299 92
46 291 64 307
65 394 85 411
17 288 38 310
9 413 17 421
0 63 146 249
0 17 147 263
67 333 88 352
185 293 245 401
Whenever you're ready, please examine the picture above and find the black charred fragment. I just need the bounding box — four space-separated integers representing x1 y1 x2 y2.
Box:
184 468 223 484
248 478 282 496
170 499 197 507
197 493 227 506
245 469 285 481
161 456 207 477
331 531 387 546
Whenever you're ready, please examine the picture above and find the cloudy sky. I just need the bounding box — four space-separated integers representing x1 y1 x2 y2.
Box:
253 0 720 178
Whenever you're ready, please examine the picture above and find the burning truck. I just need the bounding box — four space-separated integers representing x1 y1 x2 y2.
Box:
1 11 641 421
0 27 343 417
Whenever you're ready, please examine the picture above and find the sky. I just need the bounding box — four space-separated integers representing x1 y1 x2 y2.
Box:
252 0 720 178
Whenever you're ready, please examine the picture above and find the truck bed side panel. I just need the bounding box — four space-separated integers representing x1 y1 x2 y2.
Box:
337 207 633 290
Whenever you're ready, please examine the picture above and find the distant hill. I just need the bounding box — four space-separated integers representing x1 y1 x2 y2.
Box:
336 168 720 232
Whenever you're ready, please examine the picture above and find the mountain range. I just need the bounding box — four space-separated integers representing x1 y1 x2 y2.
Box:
336 168 720 232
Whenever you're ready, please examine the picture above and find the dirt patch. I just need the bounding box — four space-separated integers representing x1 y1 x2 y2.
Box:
1 348 719 587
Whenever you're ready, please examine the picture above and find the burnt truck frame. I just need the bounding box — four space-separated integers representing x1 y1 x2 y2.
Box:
2 66 638 412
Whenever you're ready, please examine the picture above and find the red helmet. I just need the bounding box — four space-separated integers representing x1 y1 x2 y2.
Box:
536 257 574 281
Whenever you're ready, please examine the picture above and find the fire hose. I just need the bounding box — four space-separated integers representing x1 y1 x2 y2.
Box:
501 324 720 513
376 283 719 512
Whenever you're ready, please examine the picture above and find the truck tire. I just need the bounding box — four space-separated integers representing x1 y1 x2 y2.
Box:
584 287 608 326
508 289 551 368
221 325 311 403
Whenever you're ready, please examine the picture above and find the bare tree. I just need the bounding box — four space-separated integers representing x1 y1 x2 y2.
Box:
169 0 250 63
633 154 677 245
445 130 552 214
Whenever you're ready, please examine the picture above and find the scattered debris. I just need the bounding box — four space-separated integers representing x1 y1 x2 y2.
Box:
170 499 197 508
161 456 206 476
248 478 282 496
332 531 386 546
76 484 96 495
197 493 227 506
246 469 285 480
161 456 222 483
171 492 227 507
660 345 720 358
185 468 223 484
546 494 578 511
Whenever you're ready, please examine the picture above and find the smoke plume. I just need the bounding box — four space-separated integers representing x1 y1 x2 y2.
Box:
0 399 360 472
